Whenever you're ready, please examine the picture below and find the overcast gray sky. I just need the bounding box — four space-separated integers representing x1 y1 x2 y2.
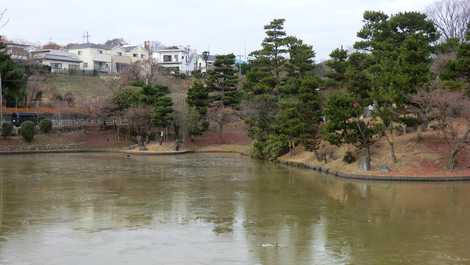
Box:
2 0 435 60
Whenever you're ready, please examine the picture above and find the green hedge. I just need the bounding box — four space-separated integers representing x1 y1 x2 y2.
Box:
39 119 53 134
1 123 14 138
20 121 35 143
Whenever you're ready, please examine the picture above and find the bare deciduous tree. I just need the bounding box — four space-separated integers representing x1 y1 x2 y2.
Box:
125 106 153 149
428 89 470 169
411 85 439 140
426 0 470 42
120 62 144 84
0 9 8 31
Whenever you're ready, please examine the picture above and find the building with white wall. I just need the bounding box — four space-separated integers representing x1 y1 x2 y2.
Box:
66 43 149 74
67 44 112 73
30 49 81 72
121 45 150 63
153 46 197 74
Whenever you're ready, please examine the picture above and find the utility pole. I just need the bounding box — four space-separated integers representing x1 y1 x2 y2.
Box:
83 32 90 44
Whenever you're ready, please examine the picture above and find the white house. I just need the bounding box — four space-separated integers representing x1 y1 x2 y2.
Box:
67 43 150 74
4 42 35 61
30 49 81 73
121 45 150 63
67 44 113 73
153 46 197 74
109 47 132 73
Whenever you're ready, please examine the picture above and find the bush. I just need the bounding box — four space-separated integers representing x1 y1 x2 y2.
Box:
1 123 14 138
252 134 289 161
399 116 420 129
20 121 35 143
343 151 356 164
39 119 53 134
148 131 157 141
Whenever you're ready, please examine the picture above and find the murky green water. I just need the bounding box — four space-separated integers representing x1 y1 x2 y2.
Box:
0 153 469 265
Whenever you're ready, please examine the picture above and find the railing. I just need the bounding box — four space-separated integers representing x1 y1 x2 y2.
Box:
48 68 116 76
1 106 84 115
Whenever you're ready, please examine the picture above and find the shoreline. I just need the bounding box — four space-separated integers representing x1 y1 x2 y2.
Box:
1 146 470 182
277 159 470 182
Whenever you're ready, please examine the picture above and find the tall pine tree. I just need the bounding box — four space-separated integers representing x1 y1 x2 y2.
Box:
207 54 240 135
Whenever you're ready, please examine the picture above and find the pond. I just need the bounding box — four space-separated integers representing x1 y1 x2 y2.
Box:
0 153 469 265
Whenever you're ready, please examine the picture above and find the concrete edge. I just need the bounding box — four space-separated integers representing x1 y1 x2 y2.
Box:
278 159 470 182
120 150 194 156
193 150 250 156
0 149 116 155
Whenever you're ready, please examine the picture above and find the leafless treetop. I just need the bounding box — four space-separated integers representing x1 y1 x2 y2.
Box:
0 9 8 31
426 0 470 42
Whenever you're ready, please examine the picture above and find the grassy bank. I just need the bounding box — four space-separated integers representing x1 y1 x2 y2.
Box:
279 130 470 178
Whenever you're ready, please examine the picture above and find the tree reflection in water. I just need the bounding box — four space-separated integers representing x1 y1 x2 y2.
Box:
0 153 469 265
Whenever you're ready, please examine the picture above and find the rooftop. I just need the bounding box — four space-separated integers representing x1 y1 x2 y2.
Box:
32 49 81 63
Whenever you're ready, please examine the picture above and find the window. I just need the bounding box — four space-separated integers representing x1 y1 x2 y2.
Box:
51 63 62 69
141 54 144 59
83 63 88 68
181 56 184 60
163 55 172 62
174 55 178 62
99 50 103 54
77 51 82 55
133 54 138 57
117 52 123 56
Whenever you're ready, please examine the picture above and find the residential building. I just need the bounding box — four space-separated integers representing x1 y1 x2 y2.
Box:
5 42 32 61
0 38 38 62
121 45 150 63
67 44 112 73
153 46 197 74
30 49 81 73
109 47 132 73
67 43 149 74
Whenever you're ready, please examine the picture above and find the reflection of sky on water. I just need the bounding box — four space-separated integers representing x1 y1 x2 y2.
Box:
0 153 469 265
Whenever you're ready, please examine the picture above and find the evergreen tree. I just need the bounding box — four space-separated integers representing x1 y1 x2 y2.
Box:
187 80 209 134
345 52 374 102
353 11 438 163
245 19 289 96
442 23 470 89
326 47 348 87
244 19 322 160
0 42 26 107
152 96 173 128
111 83 174 133
207 54 240 134
322 92 381 170
260 18 289 88
276 76 322 153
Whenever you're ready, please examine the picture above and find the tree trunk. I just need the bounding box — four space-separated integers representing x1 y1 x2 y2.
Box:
416 126 423 143
313 150 321 161
386 139 397 163
447 147 460 170
289 141 295 156
364 146 371 171
385 129 398 163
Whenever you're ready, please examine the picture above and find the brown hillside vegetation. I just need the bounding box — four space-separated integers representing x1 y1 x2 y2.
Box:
280 130 470 177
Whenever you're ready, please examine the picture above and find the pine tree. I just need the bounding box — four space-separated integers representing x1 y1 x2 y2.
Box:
245 18 289 96
207 54 240 134
353 11 438 163
244 19 322 160
322 92 381 171
442 22 470 90
326 47 348 87
0 42 26 107
187 80 209 134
